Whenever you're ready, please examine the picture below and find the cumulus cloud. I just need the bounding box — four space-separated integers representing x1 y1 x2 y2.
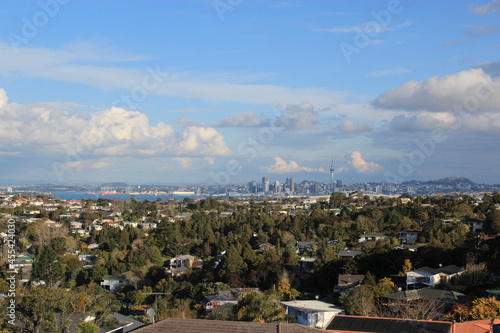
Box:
389 111 500 133
0 88 7 107
263 157 325 174
346 151 382 174
339 120 373 132
474 60 500 77
373 69 500 112
0 89 231 165
213 110 264 127
470 0 500 14
280 102 319 130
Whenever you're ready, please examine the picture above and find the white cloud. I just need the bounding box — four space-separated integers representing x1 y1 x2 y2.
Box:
0 89 232 164
263 157 325 174
280 102 319 130
213 110 264 127
374 68 500 112
0 42 345 108
474 60 500 77
389 111 500 133
339 120 373 132
346 151 382 174
470 0 500 14
0 88 7 107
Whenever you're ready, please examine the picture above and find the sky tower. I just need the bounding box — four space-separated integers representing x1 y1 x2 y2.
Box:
330 158 335 192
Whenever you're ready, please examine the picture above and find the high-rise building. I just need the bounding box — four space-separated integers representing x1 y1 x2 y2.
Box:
285 177 295 193
248 180 258 194
330 159 335 192
274 180 280 193
262 177 269 193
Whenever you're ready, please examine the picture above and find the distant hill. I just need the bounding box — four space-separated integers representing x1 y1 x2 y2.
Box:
426 177 475 185
101 182 128 187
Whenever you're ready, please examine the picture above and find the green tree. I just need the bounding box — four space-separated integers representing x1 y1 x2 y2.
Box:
32 245 64 287
76 321 99 333
235 290 286 323
219 245 247 286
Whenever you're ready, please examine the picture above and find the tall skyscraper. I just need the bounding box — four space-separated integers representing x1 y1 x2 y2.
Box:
262 176 269 193
248 180 258 194
330 159 335 192
286 177 295 193
274 180 280 193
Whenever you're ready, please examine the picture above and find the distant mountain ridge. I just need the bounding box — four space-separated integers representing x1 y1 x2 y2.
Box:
404 177 475 186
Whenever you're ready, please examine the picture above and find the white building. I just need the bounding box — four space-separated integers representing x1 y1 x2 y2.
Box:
281 300 344 329
406 265 465 288
100 274 131 293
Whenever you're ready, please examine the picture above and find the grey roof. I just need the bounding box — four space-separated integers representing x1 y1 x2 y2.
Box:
337 250 365 257
327 315 452 333
129 318 324 333
383 288 470 304
338 274 365 286
109 313 145 332
411 265 464 276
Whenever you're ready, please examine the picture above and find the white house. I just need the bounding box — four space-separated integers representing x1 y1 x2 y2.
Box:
281 300 344 329
358 233 390 243
461 219 484 233
406 265 465 288
100 274 131 293
122 221 139 228
399 229 423 245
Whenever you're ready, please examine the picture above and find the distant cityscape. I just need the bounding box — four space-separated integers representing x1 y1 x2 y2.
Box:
1 177 499 200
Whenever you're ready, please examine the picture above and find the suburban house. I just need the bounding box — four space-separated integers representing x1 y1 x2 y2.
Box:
406 265 465 288
337 250 365 258
381 288 473 313
167 254 195 269
398 228 423 244
292 241 317 254
140 222 158 229
100 274 132 293
165 255 200 277
297 257 317 273
202 288 257 311
334 274 365 293
281 300 344 329
461 219 484 233
358 233 390 243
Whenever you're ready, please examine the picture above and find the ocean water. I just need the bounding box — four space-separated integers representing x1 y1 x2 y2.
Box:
51 191 208 201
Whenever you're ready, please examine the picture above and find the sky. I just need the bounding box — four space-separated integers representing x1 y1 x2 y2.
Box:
0 0 500 185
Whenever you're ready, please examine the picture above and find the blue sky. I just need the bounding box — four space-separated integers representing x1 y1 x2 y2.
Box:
1 0 500 185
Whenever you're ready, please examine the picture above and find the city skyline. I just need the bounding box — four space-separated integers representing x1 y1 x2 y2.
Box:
0 1 499 185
